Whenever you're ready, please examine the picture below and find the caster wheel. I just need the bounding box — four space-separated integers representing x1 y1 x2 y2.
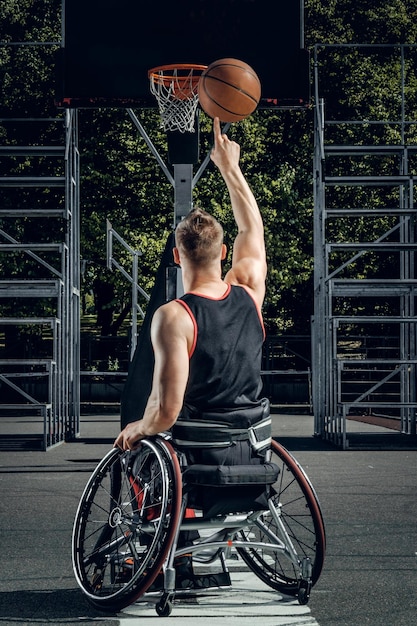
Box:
156 596 173 617
298 582 311 605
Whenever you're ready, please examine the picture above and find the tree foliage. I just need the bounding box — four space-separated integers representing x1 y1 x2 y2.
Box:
1 1 417 340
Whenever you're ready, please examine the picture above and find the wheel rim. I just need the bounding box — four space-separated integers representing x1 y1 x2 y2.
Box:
72 439 182 608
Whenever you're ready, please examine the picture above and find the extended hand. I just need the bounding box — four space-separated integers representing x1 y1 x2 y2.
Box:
210 117 240 171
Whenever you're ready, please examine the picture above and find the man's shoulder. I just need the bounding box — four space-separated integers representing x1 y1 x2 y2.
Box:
224 258 266 307
153 299 194 335
154 299 189 322
151 299 194 351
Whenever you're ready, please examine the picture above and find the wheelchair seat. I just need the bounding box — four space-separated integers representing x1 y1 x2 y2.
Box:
182 461 280 517
173 398 277 516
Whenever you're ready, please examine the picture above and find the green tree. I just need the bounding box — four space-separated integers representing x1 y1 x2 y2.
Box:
2 0 417 344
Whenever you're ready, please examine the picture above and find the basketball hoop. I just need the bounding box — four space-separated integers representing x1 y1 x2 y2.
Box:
149 64 207 133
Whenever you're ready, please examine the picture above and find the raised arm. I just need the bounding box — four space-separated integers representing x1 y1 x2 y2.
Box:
210 117 267 307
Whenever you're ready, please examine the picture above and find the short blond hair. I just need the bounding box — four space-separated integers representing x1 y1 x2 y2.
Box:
175 208 224 266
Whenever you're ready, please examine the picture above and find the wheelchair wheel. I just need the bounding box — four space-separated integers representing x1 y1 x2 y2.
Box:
237 439 326 597
72 437 182 612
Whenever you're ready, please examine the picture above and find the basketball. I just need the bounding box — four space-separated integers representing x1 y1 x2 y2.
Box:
198 58 261 123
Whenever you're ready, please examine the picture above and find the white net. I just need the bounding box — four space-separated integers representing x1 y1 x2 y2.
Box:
149 65 207 133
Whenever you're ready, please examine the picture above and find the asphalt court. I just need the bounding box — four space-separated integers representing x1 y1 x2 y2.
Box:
1 412 417 626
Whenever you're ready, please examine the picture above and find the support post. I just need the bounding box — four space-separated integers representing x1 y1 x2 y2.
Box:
171 163 194 298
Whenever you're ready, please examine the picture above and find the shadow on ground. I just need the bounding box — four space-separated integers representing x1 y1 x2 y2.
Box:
0 588 117 623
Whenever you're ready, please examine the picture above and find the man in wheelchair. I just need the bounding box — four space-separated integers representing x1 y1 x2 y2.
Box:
115 115 271 590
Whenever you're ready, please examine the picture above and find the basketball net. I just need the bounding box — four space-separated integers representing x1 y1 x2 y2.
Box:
149 64 207 133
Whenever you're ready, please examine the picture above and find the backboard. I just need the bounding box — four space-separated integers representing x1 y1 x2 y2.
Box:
57 0 310 109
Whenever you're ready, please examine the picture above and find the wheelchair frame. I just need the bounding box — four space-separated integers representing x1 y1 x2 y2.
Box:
72 436 326 617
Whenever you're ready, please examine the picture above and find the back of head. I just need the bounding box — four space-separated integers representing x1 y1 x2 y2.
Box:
175 208 224 266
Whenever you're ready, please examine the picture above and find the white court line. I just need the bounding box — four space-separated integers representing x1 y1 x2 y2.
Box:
117 571 320 626
119 618 318 625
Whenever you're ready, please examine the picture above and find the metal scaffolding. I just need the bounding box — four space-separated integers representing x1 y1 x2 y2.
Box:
312 44 417 449
0 40 80 449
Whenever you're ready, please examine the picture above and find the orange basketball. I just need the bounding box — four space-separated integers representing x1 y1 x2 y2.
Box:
198 58 261 123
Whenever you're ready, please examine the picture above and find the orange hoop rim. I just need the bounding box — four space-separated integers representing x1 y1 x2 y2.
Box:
148 63 208 91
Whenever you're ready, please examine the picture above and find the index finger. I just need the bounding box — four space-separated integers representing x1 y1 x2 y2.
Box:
213 116 222 143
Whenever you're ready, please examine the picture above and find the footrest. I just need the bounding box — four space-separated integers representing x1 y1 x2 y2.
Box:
176 571 232 591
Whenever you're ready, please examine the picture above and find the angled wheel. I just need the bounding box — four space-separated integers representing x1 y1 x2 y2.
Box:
237 439 326 597
72 437 182 612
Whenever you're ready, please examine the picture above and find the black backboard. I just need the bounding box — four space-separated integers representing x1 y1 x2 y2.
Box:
57 0 310 108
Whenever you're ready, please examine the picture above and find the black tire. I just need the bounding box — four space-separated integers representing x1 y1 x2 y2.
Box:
156 594 173 617
237 439 326 596
72 437 182 611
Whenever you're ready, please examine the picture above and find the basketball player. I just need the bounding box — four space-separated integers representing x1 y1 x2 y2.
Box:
114 115 267 589
114 115 267 452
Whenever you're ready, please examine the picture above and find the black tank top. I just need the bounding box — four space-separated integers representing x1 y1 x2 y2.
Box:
176 284 265 418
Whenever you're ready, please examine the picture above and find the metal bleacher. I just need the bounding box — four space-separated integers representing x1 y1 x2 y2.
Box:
312 44 417 449
0 40 80 450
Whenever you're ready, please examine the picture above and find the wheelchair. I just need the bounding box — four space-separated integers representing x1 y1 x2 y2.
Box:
72 435 326 617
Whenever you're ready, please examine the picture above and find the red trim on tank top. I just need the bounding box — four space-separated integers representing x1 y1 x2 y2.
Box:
175 299 198 357
187 283 231 300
